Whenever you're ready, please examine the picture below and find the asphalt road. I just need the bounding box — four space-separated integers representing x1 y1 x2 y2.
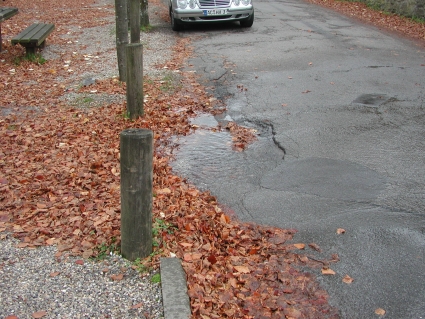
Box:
171 0 425 317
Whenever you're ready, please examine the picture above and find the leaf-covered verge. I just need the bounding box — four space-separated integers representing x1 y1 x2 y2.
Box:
307 0 425 45
1 0 421 318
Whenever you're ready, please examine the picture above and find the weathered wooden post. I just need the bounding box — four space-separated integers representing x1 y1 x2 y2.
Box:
120 128 153 261
129 0 140 43
126 43 144 119
115 0 128 82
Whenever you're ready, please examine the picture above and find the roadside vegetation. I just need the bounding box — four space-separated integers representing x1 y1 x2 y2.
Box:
308 0 425 44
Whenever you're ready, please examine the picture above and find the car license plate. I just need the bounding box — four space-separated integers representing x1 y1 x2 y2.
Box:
203 9 227 16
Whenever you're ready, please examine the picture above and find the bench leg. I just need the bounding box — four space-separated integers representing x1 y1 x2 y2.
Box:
25 46 36 55
23 41 47 56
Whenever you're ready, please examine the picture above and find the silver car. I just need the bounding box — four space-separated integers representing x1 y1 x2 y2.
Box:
169 0 254 31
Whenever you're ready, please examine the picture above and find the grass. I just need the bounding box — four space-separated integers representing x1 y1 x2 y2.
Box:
13 53 47 66
159 72 182 93
151 273 161 283
152 218 175 247
92 238 119 261
140 24 153 32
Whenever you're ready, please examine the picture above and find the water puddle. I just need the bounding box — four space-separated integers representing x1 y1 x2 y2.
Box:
171 113 246 189
170 111 284 192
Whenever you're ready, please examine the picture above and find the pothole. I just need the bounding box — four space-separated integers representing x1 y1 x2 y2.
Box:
352 94 391 107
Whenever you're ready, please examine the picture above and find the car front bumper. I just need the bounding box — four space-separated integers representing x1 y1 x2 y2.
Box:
173 5 253 22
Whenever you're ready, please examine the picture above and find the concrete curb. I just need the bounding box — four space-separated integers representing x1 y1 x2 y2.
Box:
160 257 191 319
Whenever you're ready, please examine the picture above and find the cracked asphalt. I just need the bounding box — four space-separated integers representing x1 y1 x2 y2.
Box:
170 0 425 317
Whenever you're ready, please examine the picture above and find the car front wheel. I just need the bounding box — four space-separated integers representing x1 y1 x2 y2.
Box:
170 9 183 31
240 12 254 28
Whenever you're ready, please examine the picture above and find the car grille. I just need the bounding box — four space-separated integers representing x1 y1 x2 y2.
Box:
198 0 231 8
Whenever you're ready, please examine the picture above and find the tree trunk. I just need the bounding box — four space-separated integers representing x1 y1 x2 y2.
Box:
140 0 150 27
115 0 129 82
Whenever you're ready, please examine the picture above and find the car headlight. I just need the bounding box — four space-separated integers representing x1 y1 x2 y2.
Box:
241 0 250 5
177 0 187 9
233 0 240 5
188 0 196 8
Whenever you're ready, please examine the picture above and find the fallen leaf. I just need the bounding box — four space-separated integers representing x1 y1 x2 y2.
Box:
75 260 84 265
207 254 217 265
49 271 60 277
293 243 305 250
45 238 56 245
234 265 250 274
158 188 171 194
32 311 47 318
4 316 19 319
308 243 322 252
375 308 386 316
336 228 346 234
342 275 354 284
183 253 193 262
131 302 143 309
110 273 124 281
321 268 336 275
179 242 193 248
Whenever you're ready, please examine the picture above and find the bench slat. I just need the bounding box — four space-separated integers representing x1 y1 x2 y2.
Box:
12 23 55 47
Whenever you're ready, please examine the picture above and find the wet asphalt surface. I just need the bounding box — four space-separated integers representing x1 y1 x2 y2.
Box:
170 0 425 318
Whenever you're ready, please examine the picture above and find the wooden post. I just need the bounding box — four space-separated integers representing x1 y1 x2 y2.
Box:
129 0 140 43
115 0 129 82
120 128 153 261
126 43 144 119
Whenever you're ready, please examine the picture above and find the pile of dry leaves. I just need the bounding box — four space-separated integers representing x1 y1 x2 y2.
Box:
1 0 422 318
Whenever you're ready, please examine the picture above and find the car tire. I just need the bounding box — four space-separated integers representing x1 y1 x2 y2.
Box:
240 12 254 28
170 10 183 31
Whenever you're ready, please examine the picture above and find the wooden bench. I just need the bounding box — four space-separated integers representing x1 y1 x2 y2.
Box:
12 23 54 55
0 7 19 52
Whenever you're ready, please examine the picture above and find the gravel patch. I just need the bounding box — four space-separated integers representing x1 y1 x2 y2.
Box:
0 234 163 319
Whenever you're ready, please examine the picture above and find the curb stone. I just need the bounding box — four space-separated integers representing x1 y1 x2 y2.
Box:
160 257 191 319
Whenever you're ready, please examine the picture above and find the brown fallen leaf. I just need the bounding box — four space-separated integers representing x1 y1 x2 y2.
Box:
45 238 56 245
131 302 143 309
293 243 305 250
32 311 47 318
183 253 193 262
49 271 60 277
110 273 124 281
342 274 354 284
4 316 19 319
336 228 346 234
375 308 386 316
75 259 84 265
321 267 336 275
207 254 217 265
234 265 250 274
179 242 193 248
308 243 322 252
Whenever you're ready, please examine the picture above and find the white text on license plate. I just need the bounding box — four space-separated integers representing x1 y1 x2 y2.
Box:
203 9 227 16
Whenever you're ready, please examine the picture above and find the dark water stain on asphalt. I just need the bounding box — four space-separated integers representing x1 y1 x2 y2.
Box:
261 157 388 201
